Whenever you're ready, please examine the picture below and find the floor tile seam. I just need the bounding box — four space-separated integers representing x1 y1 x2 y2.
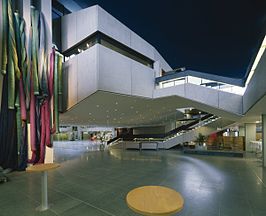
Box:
51 187 116 216
245 160 266 188
246 198 256 216
13 192 60 216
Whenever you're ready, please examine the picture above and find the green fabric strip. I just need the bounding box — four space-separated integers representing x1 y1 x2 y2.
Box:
54 53 59 133
1 0 7 74
31 7 39 95
14 13 21 68
57 54 63 95
15 90 22 153
7 0 20 80
39 13 48 97
19 19 29 109
7 59 15 109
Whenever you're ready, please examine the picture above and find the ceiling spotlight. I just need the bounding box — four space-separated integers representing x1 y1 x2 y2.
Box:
96 105 100 108
115 102 118 105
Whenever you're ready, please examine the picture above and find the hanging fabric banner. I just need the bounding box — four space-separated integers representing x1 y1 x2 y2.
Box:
0 1 61 170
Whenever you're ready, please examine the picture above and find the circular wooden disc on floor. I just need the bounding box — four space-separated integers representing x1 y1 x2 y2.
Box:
26 163 60 172
126 185 184 215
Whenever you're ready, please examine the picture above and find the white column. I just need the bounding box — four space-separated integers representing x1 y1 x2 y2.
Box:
239 126 245 136
36 171 48 211
245 123 256 152
154 61 161 78
262 114 266 167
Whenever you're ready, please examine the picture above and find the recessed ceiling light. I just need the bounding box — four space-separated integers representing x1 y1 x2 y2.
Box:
136 111 139 113
115 102 118 105
115 109 118 112
96 105 100 108
89 113 92 115
130 106 134 109
106 110 109 113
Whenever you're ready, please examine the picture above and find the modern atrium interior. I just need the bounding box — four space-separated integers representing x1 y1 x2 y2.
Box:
1 0 266 216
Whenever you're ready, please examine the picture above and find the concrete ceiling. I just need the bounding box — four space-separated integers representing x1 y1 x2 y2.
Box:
60 90 242 127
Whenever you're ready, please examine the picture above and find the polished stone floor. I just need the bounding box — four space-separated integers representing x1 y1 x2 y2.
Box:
1 142 266 216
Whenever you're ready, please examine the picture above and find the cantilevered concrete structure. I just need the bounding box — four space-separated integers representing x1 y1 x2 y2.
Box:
58 5 266 160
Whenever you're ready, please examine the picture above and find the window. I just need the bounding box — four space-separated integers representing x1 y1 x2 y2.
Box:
63 31 154 68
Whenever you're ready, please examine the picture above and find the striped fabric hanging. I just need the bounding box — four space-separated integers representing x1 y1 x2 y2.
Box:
7 0 21 109
31 7 40 95
1 0 7 75
0 1 62 169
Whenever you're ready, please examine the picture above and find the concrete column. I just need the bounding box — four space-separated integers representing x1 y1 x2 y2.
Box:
239 126 245 136
245 123 256 152
262 114 266 167
154 61 161 78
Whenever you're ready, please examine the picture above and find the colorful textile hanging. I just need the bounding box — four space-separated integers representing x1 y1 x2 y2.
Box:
0 0 62 170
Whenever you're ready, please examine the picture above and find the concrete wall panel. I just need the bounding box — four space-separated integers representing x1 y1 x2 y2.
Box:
218 91 243 114
77 46 98 102
130 31 155 60
131 62 154 97
243 51 266 113
98 45 132 94
76 6 98 44
98 6 131 47
185 83 219 107
61 12 77 51
153 85 185 98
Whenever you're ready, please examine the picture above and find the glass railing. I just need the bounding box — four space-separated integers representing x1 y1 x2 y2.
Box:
158 75 246 95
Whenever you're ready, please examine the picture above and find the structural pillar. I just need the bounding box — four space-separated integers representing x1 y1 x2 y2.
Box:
245 123 256 152
262 115 266 167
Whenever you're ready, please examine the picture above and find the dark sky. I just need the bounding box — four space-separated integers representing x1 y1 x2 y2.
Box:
71 0 266 78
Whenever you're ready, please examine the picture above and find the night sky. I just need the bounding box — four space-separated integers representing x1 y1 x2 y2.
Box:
69 0 266 78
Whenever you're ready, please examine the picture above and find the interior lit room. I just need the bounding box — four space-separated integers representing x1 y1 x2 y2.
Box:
0 0 266 215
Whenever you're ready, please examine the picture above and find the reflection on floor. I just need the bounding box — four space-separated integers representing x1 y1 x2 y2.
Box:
1 142 266 216
54 141 101 162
